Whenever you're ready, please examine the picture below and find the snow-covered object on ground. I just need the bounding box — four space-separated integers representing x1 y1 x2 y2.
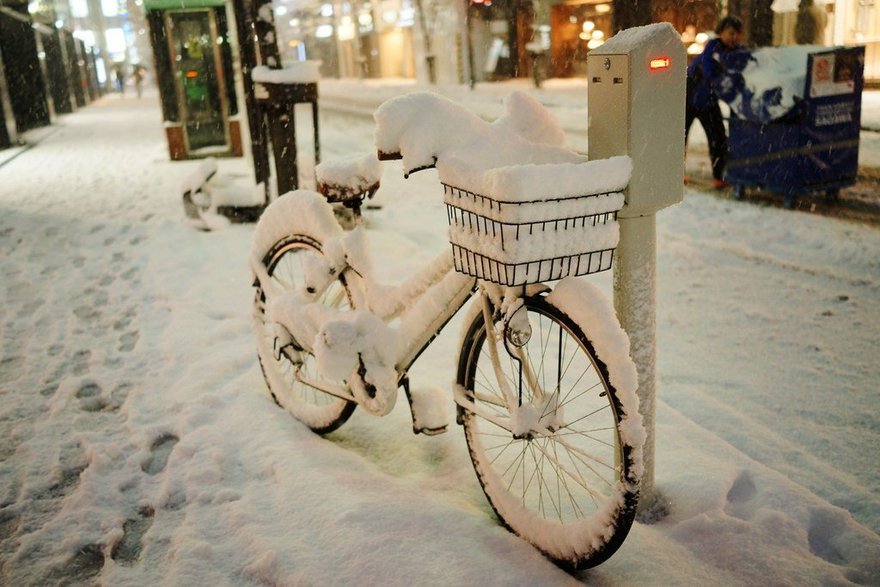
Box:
252 61 321 84
180 157 266 231
723 45 824 123
180 158 228 230
180 157 217 197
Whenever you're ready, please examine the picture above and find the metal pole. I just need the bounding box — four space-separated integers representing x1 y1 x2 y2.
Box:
465 2 476 89
230 0 270 191
613 213 657 507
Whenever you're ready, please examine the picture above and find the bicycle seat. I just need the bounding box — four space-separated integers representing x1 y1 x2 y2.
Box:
318 179 379 207
315 153 381 207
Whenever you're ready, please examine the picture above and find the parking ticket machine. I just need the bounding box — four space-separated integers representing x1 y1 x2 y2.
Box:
587 22 685 218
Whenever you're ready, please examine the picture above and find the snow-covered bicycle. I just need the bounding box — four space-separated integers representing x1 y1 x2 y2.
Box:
249 91 645 570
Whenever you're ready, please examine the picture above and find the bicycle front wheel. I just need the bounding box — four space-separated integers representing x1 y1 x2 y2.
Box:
456 290 642 570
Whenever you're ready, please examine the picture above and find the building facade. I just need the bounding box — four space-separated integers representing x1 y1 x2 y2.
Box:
267 0 878 86
0 0 159 149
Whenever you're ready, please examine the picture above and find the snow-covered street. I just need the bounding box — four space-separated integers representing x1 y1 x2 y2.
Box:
1 85 879 585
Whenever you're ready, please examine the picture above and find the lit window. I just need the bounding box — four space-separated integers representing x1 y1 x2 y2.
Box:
70 0 88 17
101 0 118 17
74 30 96 46
105 28 127 53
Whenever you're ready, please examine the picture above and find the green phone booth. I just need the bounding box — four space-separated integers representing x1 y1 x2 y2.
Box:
146 0 242 160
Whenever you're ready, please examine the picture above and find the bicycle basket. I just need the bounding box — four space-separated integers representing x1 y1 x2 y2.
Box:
443 183 624 286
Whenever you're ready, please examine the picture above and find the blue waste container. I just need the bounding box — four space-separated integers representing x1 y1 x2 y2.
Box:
720 46 865 208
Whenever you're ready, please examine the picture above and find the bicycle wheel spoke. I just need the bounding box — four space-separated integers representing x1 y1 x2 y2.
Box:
563 401 610 429
538 316 550 393
546 438 590 518
552 435 616 473
533 439 567 521
532 440 605 504
558 380 604 412
502 443 528 491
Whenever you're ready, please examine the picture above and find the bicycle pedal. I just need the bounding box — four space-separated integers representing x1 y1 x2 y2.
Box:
415 424 448 436
404 385 450 436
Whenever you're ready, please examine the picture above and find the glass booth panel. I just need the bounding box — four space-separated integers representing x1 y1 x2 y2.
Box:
166 9 228 152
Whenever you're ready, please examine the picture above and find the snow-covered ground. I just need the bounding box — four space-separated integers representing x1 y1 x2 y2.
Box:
0 83 878 585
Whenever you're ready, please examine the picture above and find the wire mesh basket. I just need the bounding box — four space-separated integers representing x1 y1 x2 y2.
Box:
443 183 622 286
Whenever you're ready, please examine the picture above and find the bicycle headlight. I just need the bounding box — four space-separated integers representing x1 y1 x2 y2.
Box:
504 306 532 347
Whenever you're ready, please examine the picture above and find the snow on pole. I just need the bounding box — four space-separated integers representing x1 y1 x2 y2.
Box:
587 23 686 513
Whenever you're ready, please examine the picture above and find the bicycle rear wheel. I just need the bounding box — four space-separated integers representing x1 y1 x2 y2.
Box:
456 290 642 569
254 232 357 434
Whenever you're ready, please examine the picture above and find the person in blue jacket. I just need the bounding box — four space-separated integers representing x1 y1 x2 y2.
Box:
686 15 744 189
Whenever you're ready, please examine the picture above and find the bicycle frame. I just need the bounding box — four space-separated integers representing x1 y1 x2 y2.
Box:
253 218 553 428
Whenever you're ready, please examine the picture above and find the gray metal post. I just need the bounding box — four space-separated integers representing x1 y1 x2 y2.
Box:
613 214 657 503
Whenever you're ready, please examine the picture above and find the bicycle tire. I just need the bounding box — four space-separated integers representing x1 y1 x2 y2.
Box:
252 196 358 434
456 288 643 569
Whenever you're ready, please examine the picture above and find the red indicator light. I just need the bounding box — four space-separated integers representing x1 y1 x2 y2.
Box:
649 57 670 71
186 70 198 78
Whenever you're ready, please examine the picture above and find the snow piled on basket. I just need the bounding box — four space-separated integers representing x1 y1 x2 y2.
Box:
374 90 632 199
448 221 618 265
374 91 631 285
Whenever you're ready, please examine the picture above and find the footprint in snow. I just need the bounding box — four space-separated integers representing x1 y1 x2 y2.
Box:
0 509 21 540
43 463 88 499
121 267 139 282
75 382 110 412
111 506 154 565
0 356 25 382
808 508 848 566
69 349 92 376
118 330 139 353
724 470 757 520
60 543 104 583
141 434 179 475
